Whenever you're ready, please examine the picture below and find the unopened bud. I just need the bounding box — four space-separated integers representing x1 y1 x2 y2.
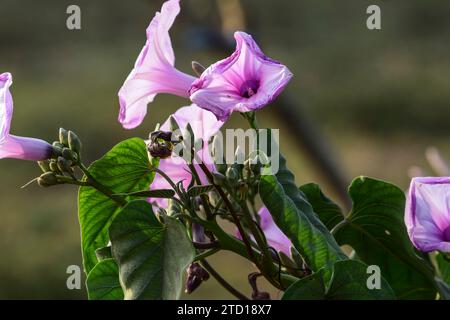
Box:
192 223 206 243
212 172 226 186
49 159 60 173
51 145 62 158
148 131 173 159
185 263 209 294
39 172 58 186
62 148 77 162
59 128 69 146
68 131 82 154
38 160 51 173
57 156 72 173
226 167 239 184
52 141 64 149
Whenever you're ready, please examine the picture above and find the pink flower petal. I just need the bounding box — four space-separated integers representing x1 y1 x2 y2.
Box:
0 73 52 161
405 177 450 252
118 0 196 129
190 31 293 120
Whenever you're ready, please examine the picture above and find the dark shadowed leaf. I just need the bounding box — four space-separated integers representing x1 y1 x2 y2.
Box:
109 200 194 300
283 260 395 300
86 259 123 300
299 183 343 230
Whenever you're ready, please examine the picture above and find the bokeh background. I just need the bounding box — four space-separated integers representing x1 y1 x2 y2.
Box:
1 0 450 299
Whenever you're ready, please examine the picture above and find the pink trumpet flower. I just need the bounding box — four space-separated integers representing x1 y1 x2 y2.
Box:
237 206 292 256
0 73 52 161
190 31 293 121
118 0 197 129
149 104 223 207
405 177 450 253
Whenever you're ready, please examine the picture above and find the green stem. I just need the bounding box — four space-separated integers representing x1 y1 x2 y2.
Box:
188 163 213 220
194 248 220 261
57 176 90 187
79 163 127 207
197 161 257 264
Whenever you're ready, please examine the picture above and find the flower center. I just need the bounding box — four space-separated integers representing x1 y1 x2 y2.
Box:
444 225 450 242
239 80 260 98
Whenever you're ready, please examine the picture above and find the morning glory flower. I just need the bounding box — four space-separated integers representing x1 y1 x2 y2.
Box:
118 0 197 129
237 206 292 255
258 206 292 255
405 177 450 253
0 72 52 161
190 31 293 121
150 104 223 207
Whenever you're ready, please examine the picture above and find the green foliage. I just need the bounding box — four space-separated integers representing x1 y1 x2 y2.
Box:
299 183 343 230
86 259 123 300
259 154 347 274
109 200 195 300
282 260 395 300
303 177 438 299
78 138 157 274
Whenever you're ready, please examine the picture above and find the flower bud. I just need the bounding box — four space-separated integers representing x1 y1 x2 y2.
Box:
185 263 209 294
68 131 82 154
148 131 173 159
38 160 51 173
212 172 226 186
62 148 77 162
57 156 72 173
226 166 239 185
49 159 60 173
38 172 58 187
51 145 62 158
59 128 69 146
52 141 64 149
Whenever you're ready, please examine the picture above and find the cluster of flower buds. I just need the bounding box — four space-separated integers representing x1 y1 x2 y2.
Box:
211 144 264 203
185 262 210 294
36 128 82 187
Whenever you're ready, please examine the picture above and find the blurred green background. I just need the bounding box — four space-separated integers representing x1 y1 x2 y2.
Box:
1 0 450 299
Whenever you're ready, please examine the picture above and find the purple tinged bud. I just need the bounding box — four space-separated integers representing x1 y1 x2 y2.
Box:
185 263 209 294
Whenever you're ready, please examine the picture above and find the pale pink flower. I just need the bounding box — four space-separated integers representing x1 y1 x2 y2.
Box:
0 73 52 161
118 0 197 129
